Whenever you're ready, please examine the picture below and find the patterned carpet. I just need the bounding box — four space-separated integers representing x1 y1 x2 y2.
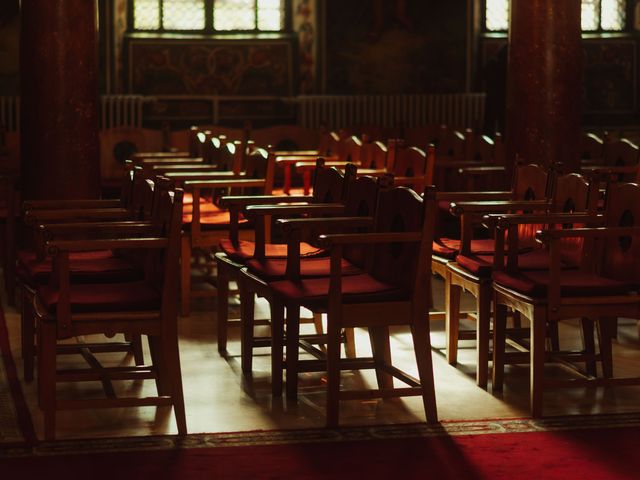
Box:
2 412 640 458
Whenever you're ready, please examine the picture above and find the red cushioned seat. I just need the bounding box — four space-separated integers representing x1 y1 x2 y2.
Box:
272 187 309 197
16 254 142 287
492 269 634 298
246 256 361 280
182 209 250 229
218 238 322 263
437 238 503 255
269 273 407 309
37 281 162 313
181 201 222 217
456 249 553 277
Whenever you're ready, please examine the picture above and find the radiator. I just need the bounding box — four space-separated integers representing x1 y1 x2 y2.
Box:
100 95 145 130
0 95 146 132
297 94 486 131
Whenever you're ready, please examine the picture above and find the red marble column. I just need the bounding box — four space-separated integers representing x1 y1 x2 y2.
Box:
20 0 101 199
506 0 582 173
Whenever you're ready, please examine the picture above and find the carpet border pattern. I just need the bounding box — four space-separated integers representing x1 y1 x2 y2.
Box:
2 412 640 458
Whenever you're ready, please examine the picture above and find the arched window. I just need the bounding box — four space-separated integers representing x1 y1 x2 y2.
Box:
485 0 627 32
130 0 287 33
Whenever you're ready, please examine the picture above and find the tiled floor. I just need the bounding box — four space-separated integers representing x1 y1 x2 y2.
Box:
5 277 640 440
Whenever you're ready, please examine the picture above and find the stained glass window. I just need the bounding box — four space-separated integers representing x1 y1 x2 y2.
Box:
132 0 285 32
484 0 627 32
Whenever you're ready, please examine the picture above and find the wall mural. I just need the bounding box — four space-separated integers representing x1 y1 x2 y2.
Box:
129 40 293 95
324 0 467 94
293 0 316 94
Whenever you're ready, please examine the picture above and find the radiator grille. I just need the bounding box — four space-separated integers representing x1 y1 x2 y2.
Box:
297 94 486 131
100 95 145 129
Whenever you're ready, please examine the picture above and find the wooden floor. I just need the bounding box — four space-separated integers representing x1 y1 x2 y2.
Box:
4 277 640 441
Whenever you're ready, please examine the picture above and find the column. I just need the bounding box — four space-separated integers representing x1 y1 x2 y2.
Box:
506 0 582 173
20 0 100 199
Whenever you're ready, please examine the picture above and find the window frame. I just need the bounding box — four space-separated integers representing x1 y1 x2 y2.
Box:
482 0 633 34
127 0 292 35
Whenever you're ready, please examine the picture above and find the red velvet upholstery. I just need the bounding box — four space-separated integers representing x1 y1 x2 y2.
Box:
246 257 361 280
218 239 322 263
492 269 634 298
456 249 553 277
433 238 506 260
37 281 161 313
269 273 407 309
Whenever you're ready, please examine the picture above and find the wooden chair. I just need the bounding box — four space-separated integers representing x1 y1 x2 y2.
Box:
444 163 552 388
264 185 439 427
492 181 640 417
33 183 186 440
129 125 200 160
213 159 345 355
233 162 356 370
168 146 277 316
19 172 163 381
237 169 390 374
274 129 344 195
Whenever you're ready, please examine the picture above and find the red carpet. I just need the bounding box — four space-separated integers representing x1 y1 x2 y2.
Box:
0 298 36 445
1 426 639 479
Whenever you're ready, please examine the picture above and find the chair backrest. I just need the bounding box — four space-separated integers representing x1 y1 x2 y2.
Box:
311 158 353 203
600 182 640 283
580 132 604 161
370 185 435 294
318 131 343 157
360 139 387 170
391 144 435 192
242 147 276 196
464 129 495 163
603 138 639 182
216 140 243 173
436 129 466 161
343 174 393 267
188 126 200 157
342 135 363 164
512 163 550 201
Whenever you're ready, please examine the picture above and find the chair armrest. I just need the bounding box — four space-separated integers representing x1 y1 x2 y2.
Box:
184 178 265 189
536 226 640 244
47 237 168 253
219 194 312 207
24 208 130 226
450 200 550 216
318 231 422 247
164 171 239 182
581 165 638 175
483 213 603 229
132 151 191 160
295 160 350 171
272 150 320 156
152 164 214 173
277 216 374 235
141 157 204 166
40 221 155 239
245 203 345 217
436 191 511 201
276 155 340 166
23 199 122 211
457 165 507 176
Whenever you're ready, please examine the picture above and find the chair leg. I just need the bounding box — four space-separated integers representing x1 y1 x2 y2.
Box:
476 282 491 389
530 310 546 418
180 235 192 317
38 320 57 441
283 165 291 195
596 317 615 379
160 329 187 436
216 262 230 355
302 171 311 196
410 313 438 424
127 334 145 366
270 299 285 396
368 326 393 390
148 335 170 396
492 298 508 392
239 279 255 374
579 317 597 377
325 313 342 428
445 270 462 365
285 305 301 400
344 327 357 358
22 289 35 382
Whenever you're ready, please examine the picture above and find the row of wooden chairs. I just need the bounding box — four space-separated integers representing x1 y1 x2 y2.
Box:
15 170 187 440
